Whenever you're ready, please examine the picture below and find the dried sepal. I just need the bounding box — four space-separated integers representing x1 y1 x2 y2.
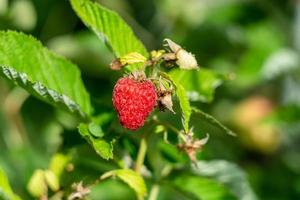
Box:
110 59 123 70
160 93 174 113
130 71 147 81
162 53 176 61
68 182 90 200
178 129 209 162
157 80 175 113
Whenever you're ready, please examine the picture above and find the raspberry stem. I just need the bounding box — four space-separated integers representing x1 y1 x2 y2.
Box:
148 184 160 200
134 137 147 174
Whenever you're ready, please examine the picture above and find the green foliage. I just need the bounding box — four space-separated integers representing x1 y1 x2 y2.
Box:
169 68 228 103
115 169 147 200
120 52 147 65
0 167 21 200
193 160 257 200
27 170 46 198
27 169 60 197
89 179 136 199
88 122 104 137
101 169 147 200
176 84 192 133
192 108 235 136
49 153 70 180
0 31 92 119
173 175 236 200
1 0 296 199
78 123 114 160
159 71 192 132
87 112 114 138
44 170 59 192
70 0 148 58
236 22 284 88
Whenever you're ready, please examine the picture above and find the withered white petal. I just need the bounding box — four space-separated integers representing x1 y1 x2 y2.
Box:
176 49 199 70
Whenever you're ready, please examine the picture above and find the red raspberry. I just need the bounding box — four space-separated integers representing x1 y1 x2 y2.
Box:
112 77 157 130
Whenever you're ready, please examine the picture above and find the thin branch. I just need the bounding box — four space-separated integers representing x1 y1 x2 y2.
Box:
134 137 147 174
148 184 160 200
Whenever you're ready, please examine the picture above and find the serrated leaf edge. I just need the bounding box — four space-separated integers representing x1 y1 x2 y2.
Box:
0 66 86 119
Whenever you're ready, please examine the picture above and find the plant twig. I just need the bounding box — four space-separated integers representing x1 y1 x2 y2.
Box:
134 137 147 174
152 118 181 135
3 88 29 148
148 184 160 200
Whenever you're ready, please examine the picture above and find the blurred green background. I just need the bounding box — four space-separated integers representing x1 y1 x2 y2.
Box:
0 0 299 199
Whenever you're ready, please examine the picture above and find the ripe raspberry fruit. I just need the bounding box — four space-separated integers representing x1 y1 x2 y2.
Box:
112 76 157 130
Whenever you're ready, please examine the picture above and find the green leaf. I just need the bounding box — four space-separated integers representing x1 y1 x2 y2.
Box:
27 170 47 198
158 71 191 132
176 84 192 133
92 139 114 159
89 179 136 199
192 160 257 200
236 22 283 88
0 167 21 200
169 68 229 103
49 153 71 179
115 169 147 200
88 122 104 137
120 52 147 65
92 112 115 136
173 175 236 200
70 0 148 59
78 123 113 160
0 31 92 119
48 31 114 76
192 107 235 136
101 169 147 200
44 170 59 192
157 71 177 90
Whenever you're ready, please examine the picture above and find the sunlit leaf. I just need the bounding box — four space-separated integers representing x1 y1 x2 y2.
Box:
27 170 46 198
192 107 235 136
44 170 59 192
236 22 284 88
173 175 236 200
159 71 191 132
88 122 104 138
87 112 114 138
49 153 71 179
192 160 257 200
78 123 114 160
120 52 147 65
176 84 192 133
0 167 21 200
0 31 93 119
101 169 147 200
70 0 148 59
169 68 229 102
89 179 135 199
115 169 147 200
48 32 114 76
